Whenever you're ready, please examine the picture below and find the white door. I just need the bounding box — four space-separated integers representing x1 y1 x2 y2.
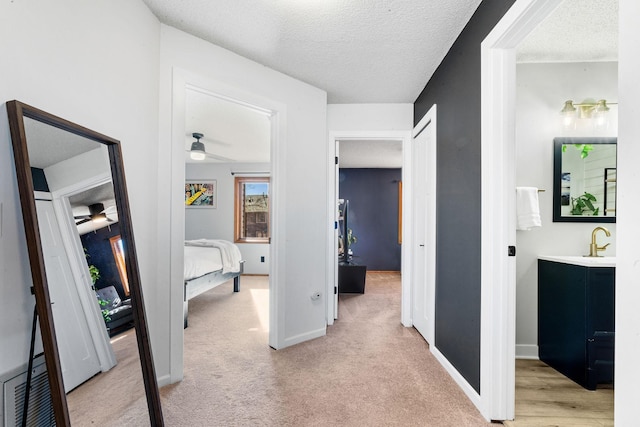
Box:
36 199 101 392
333 141 340 320
412 118 435 344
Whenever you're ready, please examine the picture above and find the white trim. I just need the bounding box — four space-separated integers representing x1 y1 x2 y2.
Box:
401 133 413 328
480 0 563 421
515 345 539 360
33 191 53 201
327 130 412 326
169 68 288 376
431 346 482 410
412 105 437 341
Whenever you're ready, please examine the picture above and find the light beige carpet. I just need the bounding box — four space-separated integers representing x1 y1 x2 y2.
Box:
66 328 149 426
160 272 493 426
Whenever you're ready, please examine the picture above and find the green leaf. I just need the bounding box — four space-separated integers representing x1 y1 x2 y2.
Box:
583 199 595 211
580 145 594 159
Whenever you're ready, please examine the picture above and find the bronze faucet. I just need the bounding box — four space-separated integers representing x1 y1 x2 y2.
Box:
587 226 611 257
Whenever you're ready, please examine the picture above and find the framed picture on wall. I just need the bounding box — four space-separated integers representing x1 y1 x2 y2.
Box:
185 181 217 208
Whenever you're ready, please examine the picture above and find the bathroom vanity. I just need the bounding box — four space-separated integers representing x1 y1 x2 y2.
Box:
538 255 615 390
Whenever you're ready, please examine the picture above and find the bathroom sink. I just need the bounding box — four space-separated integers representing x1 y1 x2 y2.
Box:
538 255 616 267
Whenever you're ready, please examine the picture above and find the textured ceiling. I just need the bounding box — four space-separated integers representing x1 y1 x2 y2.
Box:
517 0 618 63
142 0 483 103
152 0 618 168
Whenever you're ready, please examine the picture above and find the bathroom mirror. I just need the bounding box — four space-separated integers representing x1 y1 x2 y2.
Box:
553 137 617 223
6 100 163 425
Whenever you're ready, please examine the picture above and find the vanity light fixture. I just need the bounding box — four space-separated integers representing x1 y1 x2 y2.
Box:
190 132 206 160
560 99 616 130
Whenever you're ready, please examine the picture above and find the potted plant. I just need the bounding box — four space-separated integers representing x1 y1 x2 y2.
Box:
85 249 111 323
570 192 599 216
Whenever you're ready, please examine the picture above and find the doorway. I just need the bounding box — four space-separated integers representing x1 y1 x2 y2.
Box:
335 139 403 318
480 0 618 421
328 131 412 327
510 1 618 424
168 69 286 383
182 85 272 350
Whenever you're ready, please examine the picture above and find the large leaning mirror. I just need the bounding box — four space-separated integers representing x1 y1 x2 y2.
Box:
553 137 617 223
6 100 163 426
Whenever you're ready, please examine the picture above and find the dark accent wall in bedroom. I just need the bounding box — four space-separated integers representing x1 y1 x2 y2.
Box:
413 0 517 393
31 167 50 192
81 222 125 298
339 168 401 271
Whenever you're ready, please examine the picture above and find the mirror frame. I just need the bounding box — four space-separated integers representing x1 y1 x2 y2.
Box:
553 136 617 223
6 100 164 426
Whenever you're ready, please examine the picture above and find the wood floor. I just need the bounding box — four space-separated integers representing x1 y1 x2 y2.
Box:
503 359 613 427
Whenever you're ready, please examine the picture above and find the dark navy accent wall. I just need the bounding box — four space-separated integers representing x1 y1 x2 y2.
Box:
31 168 50 192
339 168 401 271
81 222 125 298
413 0 517 393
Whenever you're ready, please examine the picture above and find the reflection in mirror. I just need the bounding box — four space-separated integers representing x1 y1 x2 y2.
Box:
553 137 617 223
7 101 163 426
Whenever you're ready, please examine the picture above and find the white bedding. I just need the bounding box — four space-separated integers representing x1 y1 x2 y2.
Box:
184 239 242 280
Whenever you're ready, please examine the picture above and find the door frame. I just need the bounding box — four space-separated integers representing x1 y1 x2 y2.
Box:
327 130 412 327
480 0 563 420
168 68 286 382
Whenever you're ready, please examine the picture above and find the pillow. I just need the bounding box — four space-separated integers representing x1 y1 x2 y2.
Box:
97 285 122 310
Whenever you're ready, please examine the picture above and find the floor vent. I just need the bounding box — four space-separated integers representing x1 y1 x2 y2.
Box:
1 355 55 427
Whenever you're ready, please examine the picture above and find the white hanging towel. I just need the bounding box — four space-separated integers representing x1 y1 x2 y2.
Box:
516 187 542 230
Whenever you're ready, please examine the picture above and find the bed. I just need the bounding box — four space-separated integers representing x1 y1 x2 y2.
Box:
183 239 244 327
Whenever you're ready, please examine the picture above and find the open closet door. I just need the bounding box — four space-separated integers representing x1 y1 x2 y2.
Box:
35 199 101 392
334 140 340 320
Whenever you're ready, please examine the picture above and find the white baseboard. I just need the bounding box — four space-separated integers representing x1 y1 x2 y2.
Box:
431 345 482 411
157 374 172 387
515 344 539 360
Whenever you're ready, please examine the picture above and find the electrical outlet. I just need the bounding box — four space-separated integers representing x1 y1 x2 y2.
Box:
260 256 265 263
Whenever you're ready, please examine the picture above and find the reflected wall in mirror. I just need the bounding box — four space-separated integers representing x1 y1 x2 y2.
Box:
6 100 163 426
553 137 617 223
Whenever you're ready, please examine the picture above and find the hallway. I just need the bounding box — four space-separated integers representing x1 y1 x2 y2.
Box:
159 272 490 426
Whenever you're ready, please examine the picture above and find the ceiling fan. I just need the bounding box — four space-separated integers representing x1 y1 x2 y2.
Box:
187 132 235 162
74 203 116 225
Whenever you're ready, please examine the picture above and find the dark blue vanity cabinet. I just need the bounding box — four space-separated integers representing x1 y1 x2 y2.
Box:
538 259 615 390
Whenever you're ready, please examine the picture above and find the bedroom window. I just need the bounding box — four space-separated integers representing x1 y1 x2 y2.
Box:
109 235 130 296
234 176 270 243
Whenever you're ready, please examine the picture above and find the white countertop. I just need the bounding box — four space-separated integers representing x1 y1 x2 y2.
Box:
538 255 616 267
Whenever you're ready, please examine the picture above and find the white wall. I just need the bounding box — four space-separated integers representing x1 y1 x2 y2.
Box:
185 162 270 275
157 25 328 382
616 0 640 423
514 61 618 358
328 104 413 131
0 0 160 377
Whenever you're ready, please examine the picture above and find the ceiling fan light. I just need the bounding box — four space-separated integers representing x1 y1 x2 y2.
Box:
190 140 206 160
92 212 108 223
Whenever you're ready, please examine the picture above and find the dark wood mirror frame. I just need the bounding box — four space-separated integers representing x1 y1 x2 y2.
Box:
553 137 617 224
6 100 164 426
